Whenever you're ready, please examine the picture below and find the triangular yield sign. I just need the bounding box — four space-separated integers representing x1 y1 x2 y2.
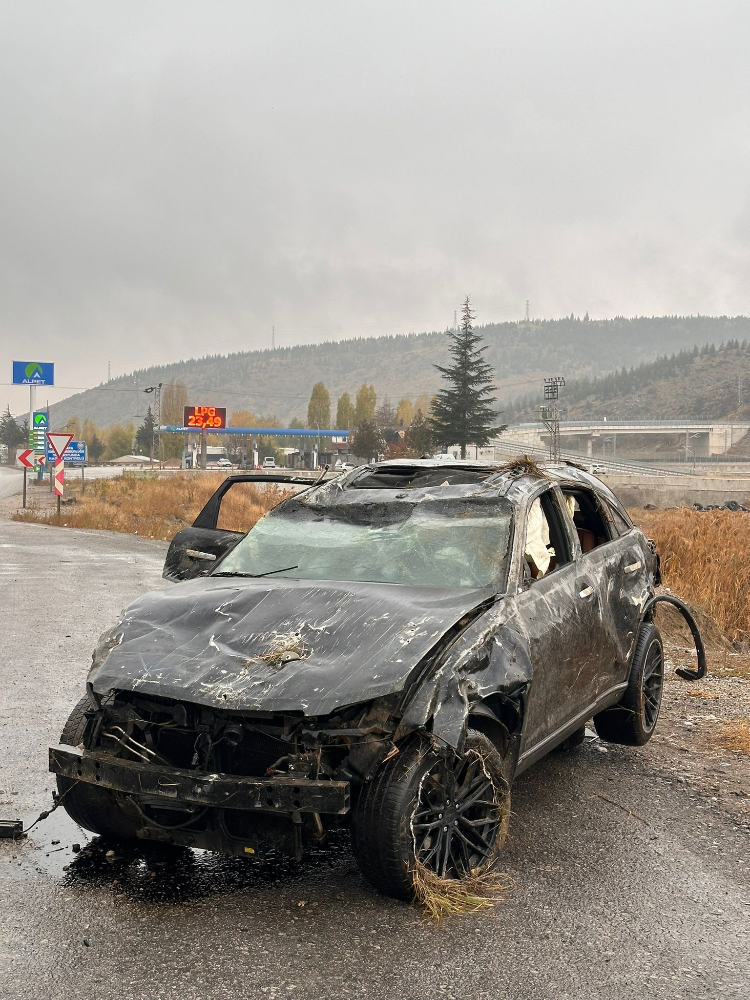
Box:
47 432 74 460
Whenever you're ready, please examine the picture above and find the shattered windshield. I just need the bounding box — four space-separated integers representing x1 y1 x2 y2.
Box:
215 496 513 590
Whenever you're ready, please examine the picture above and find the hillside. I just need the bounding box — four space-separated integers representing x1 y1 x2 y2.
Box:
48 315 750 429
508 341 750 424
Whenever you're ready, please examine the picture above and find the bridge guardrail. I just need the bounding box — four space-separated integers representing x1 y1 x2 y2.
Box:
491 438 691 477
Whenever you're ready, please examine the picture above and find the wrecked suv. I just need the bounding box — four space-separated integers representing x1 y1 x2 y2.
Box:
50 460 703 900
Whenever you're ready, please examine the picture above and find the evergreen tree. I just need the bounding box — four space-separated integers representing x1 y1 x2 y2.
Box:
374 396 396 428
405 409 434 456
88 432 105 464
307 382 331 428
352 421 385 462
429 297 505 458
0 406 26 463
134 407 156 456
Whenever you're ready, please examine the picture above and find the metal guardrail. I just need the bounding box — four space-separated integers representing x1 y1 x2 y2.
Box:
510 419 750 430
491 438 691 477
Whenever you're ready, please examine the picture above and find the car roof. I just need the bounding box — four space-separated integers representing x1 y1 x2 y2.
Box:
295 457 627 513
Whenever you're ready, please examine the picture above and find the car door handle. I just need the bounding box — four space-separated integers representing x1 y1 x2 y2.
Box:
579 586 594 599
624 559 642 575
185 549 217 561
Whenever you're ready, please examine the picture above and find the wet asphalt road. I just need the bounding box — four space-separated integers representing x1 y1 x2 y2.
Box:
1 519 749 1000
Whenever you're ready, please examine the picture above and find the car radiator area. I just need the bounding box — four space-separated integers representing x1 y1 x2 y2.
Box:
48 692 397 859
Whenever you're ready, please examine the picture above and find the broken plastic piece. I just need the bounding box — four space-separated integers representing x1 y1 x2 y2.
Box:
641 594 707 681
0 819 24 839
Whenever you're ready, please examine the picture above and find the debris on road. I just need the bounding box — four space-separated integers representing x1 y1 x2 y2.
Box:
0 818 24 839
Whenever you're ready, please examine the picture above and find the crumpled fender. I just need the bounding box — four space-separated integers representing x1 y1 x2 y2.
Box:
396 603 533 753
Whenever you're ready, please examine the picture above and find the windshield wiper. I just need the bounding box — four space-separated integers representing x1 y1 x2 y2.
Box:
213 565 299 579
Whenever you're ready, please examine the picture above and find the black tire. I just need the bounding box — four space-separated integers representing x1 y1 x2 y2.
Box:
57 697 140 840
556 725 586 752
593 623 664 746
351 729 511 900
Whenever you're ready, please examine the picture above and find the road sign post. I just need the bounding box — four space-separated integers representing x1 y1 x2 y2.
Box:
54 461 64 516
16 448 34 508
46 433 74 518
12 365 54 490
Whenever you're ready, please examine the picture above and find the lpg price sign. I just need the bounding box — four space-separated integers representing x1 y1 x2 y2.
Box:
183 406 227 430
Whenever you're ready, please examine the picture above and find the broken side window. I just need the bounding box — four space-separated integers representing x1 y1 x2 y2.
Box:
601 498 633 536
560 487 614 554
523 490 572 581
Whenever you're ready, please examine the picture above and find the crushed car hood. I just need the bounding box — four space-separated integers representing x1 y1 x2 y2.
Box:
89 577 493 715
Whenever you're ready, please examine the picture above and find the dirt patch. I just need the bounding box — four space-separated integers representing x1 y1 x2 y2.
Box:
642 641 750 827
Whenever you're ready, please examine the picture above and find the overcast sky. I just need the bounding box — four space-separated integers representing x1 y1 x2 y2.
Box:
2 1 750 410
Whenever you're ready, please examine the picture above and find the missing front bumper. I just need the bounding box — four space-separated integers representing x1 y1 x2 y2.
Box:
49 744 351 815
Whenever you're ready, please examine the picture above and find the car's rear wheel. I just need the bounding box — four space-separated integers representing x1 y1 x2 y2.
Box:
351 729 510 900
593 623 664 746
57 698 141 840
555 725 586 751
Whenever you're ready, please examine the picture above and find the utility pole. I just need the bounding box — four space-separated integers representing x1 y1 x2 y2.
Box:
525 299 530 323
143 383 163 466
738 375 744 409
272 325 275 350
453 310 457 331
107 360 111 382
540 376 565 462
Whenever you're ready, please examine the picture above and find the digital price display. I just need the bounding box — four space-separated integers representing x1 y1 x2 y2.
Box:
183 406 227 430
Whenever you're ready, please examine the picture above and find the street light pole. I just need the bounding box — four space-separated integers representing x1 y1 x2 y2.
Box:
143 383 163 467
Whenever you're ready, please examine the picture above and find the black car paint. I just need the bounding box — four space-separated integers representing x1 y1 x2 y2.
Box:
88 577 494 716
51 461 669 858
92 464 654 756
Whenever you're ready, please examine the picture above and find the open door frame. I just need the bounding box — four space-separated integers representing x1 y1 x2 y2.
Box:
163 472 331 582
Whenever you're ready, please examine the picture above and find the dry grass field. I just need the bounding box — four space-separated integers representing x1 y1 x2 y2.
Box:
13 478 750 643
13 473 288 540
632 507 750 643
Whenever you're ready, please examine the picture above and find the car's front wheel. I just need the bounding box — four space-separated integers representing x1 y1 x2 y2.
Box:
57 698 141 841
351 729 511 900
594 622 664 746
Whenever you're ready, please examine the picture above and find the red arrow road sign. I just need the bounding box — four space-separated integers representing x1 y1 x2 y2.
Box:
46 432 74 460
16 449 34 468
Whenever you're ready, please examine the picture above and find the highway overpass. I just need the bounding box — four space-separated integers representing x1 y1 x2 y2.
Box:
503 419 750 458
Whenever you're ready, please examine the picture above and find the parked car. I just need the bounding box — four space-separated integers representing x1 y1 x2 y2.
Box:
50 459 703 900
262 457 277 469
216 458 233 469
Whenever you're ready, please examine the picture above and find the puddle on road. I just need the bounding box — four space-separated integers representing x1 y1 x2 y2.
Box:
14 806 355 905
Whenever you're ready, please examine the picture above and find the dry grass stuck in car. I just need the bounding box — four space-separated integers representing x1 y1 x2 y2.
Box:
412 861 516 921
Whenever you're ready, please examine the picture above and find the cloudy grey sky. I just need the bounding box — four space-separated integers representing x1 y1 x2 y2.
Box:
2 1 750 410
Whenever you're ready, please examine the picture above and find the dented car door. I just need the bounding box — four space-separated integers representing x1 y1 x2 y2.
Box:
512 486 615 766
